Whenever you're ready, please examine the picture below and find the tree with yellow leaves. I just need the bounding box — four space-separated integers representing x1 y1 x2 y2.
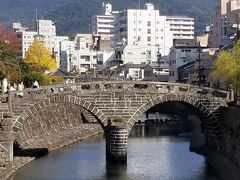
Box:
211 42 240 93
24 41 56 72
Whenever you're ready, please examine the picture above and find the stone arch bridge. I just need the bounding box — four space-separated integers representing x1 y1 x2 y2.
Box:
0 81 231 163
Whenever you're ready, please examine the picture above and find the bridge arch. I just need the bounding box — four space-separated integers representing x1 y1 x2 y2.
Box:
12 94 108 136
127 94 227 145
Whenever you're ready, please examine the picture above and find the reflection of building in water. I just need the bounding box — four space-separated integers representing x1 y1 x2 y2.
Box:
136 113 182 124
130 112 193 137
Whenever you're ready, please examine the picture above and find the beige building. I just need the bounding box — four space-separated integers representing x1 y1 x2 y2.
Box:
208 0 240 48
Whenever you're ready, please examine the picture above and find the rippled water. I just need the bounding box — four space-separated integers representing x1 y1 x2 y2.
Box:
10 125 218 180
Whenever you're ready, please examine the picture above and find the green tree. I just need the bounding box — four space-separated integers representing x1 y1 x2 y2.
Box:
23 71 44 88
211 42 240 93
0 40 21 83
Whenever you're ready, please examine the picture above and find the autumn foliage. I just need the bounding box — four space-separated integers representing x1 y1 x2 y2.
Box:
24 41 57 72
211 42 240 92
0 25 19 53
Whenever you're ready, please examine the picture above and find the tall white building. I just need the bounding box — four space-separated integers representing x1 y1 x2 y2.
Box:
93 3 194 65
92 3 119 37
37 20 56 54
116 4 173 58
166 16 195 39
13 20 67 69
13 23 37 60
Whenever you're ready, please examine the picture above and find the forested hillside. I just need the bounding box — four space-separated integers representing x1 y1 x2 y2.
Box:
0 0 217 35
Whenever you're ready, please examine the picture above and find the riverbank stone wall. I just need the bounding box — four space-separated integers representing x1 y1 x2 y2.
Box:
219 107 240 167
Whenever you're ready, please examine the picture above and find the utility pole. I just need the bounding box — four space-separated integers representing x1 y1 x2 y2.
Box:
198 41 201 86
236 19 240 41
157 45 161 82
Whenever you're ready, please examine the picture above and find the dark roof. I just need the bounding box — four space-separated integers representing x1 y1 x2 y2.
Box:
173 39 197 47
178 61 195 71
47 69 74 77
122 63 152 69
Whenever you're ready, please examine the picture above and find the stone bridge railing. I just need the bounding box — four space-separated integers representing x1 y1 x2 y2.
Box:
0 81 232 110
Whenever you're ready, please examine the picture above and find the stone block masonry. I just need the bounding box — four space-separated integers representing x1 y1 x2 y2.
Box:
106 124 128 161
0 124 103 180
0 81 231 167
219 107 240 167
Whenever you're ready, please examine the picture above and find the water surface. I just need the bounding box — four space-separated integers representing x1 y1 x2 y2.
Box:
10 125 218 180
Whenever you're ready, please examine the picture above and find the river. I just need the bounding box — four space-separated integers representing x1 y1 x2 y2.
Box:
10 125 218 180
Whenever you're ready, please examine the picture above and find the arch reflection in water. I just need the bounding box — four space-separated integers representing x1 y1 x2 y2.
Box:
10 126 218 180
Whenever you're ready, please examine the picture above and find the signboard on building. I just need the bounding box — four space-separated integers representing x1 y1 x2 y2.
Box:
146 50 151 64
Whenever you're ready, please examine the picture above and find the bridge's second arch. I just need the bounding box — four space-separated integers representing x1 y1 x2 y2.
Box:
127 94 228 146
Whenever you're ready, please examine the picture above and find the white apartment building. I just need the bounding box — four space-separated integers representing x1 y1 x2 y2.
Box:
13 23 37 59
37 20 56 54
92 3 118 38
60 39 75 73
93 3 194 66
13 20 68 69
54 36 69 68
74 34 97 73
116 4 173 58
60 34 115 74
166 16 195 39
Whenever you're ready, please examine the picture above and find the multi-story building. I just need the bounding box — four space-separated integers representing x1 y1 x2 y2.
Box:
208 0 240 48
13 22 37 60
168 39 200 82
13 20 67 69
37 20 56 54
116 4 173 58
59 34 115 74
92 3 119 38
166 16 195 39
93 3 194 65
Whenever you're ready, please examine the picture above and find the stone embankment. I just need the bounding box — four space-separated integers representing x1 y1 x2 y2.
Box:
0 124 103 180
205 107 240 180
219 107 240 166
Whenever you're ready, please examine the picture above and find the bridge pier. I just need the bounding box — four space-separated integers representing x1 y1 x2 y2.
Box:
106 124 128 162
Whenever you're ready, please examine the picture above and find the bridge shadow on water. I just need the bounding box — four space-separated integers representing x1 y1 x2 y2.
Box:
13 141 49 158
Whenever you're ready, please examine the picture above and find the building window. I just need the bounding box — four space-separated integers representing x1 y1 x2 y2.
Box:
147 21 151 26
127 52 133 55
138 21 141 24
133 70 139 77
81 55 90 61
147 37 151 42
138 28 141 31
147 29 151 34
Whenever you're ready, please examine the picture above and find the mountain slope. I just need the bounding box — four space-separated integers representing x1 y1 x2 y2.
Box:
0 0 217 35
